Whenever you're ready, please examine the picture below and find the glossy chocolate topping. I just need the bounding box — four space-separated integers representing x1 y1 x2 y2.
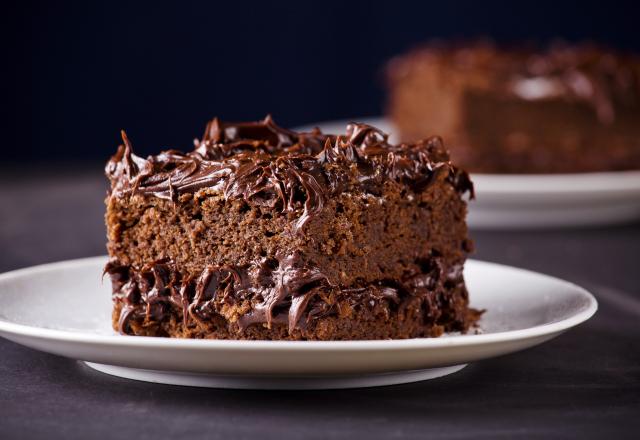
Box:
106 116 473 231
105 251 463 335
388 41 640 124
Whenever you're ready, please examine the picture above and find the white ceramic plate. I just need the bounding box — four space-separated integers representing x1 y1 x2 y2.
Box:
0 256 596 389
296 117 640 229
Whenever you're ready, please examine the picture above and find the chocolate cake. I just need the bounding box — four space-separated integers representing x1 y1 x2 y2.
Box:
104 116 479 340
387 41 640 173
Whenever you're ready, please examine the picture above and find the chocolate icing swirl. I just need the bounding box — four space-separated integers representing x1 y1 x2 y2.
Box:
105 252 465 335
106 116 473 231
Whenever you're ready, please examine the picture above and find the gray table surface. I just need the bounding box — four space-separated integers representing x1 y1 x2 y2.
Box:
1 165 639 439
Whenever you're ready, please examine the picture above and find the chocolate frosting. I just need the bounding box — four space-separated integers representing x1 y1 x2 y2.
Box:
105 252 464 335
106 116 473 231
388 40 640 124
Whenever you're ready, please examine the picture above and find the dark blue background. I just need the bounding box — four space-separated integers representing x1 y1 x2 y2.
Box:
3 0 639 161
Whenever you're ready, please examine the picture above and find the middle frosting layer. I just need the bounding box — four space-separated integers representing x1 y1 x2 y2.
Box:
105 251 464 336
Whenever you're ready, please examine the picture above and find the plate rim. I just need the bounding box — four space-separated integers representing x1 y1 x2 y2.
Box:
0 256 598 351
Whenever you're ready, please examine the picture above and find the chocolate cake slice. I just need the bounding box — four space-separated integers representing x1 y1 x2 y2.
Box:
387 41 640 173
104 116 478 340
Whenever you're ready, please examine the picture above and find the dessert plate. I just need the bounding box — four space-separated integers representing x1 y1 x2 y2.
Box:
296 118 640 229
0 256 596 389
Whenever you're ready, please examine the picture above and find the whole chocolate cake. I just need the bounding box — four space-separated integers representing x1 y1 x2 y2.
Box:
387 41 640 173
104 116 479 340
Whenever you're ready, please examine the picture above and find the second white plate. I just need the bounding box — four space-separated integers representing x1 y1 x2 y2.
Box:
296 117 640 229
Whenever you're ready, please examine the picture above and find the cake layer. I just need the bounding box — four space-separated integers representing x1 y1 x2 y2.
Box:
106 178 471 288
387 41 640 173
